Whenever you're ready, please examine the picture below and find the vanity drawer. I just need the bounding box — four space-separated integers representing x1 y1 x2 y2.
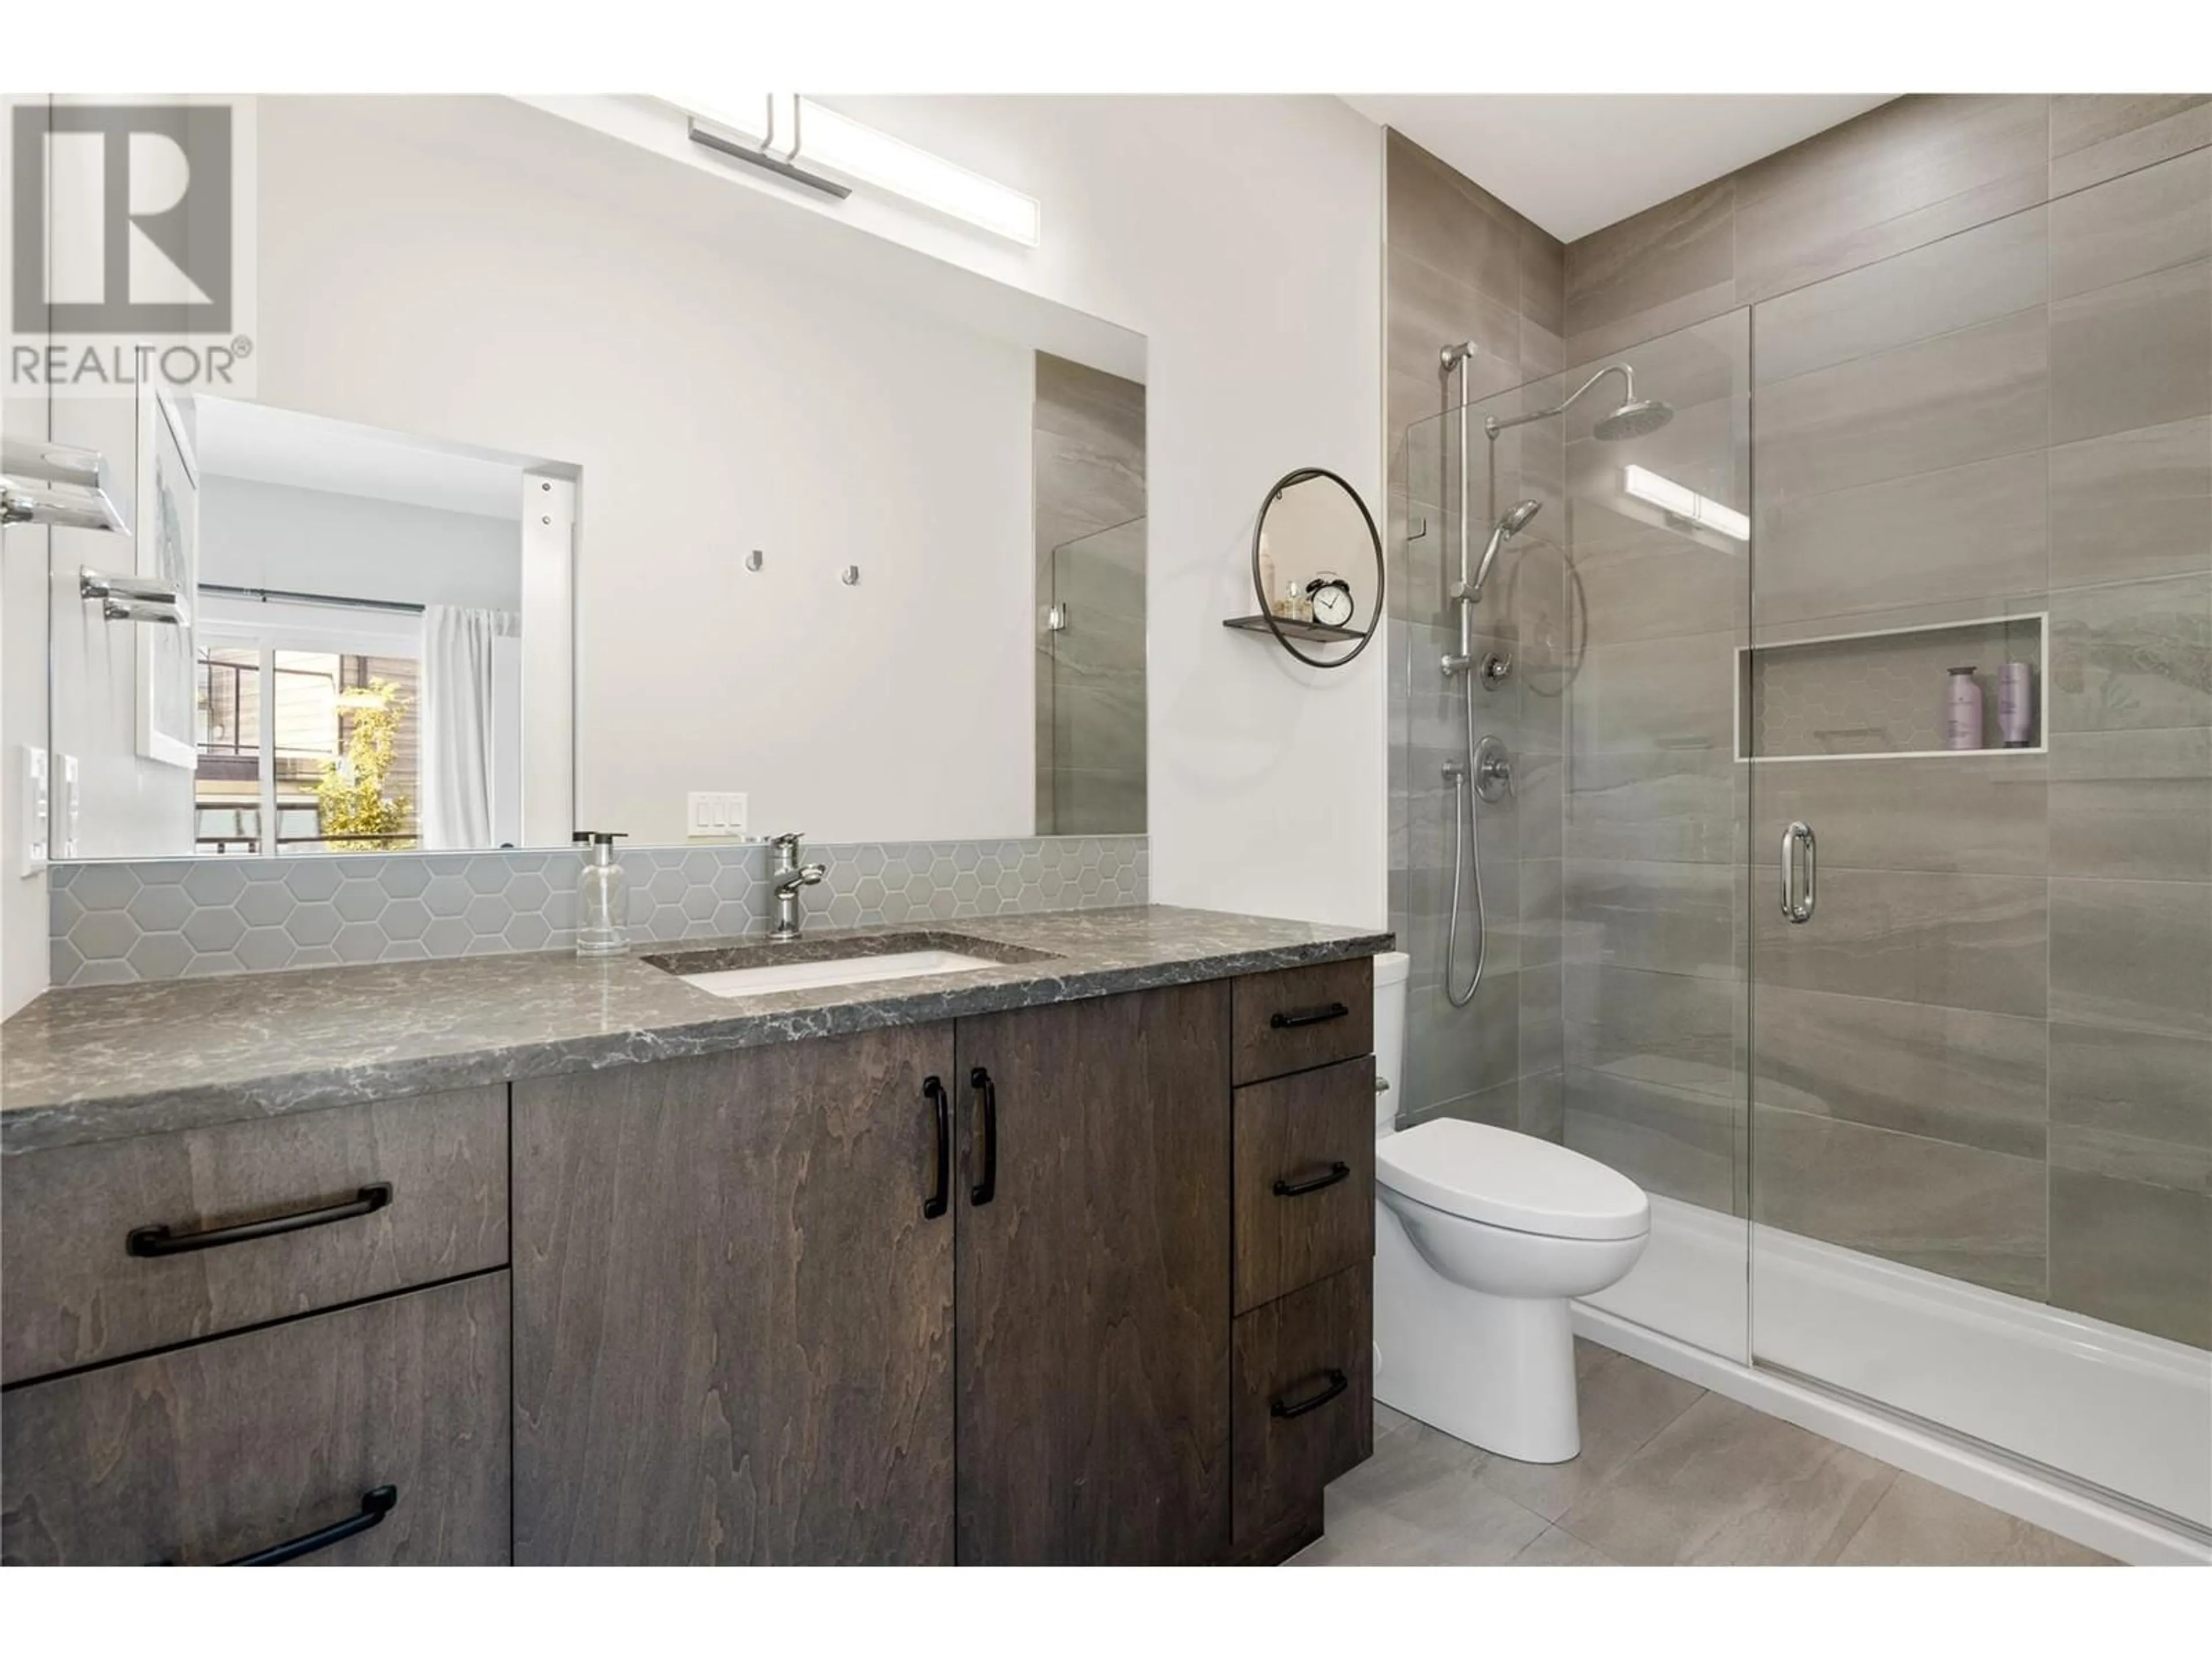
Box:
1233 1057 1375 1315
1230 1263 1372 1563
1232 958 1374 1085
1 1086 508 1385
0 1272 510 1566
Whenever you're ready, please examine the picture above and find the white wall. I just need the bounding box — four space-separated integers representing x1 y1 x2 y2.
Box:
249 97 1036 847
528 95 1388 929
199 476 522 612
810 96 1389 930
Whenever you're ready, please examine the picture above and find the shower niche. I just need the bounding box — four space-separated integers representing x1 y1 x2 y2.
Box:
1736 611 2047 761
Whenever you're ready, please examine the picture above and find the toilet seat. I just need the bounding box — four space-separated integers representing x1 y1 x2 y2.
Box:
1376 1120 1649 1242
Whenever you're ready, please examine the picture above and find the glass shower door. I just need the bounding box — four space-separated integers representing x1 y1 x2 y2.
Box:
1038 515 1146 835
1740 191 2212 1530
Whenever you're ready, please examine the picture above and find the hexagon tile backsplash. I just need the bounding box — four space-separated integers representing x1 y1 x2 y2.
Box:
47 836 1149 988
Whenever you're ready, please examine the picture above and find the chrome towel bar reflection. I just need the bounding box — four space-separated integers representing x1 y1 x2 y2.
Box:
81 567 188 626
2 437 130 533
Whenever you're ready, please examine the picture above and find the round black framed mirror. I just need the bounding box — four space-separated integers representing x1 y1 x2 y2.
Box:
1240 467 1385 670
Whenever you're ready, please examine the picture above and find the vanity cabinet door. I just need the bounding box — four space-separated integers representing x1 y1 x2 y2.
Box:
1 1274 509 1566
510 1025 957 1565
953 980 1232 1565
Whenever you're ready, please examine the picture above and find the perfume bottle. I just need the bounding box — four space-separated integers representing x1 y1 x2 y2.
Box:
574 831 629 958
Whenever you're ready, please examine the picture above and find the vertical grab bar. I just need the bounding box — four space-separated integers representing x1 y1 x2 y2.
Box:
1780 821 1816 924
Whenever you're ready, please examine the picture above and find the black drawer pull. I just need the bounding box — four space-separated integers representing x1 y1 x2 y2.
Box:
923 1075 951 1220
127 1183 394 1258
1270 1001 1350 1030
1272 1161 1353 1198
229 1484 399 1566
1271 1369 1350 1421
969 1066 998 1207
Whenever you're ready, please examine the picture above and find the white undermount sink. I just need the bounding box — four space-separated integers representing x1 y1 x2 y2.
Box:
672 948 1003 999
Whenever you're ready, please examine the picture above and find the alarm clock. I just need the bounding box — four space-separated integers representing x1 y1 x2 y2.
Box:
1307 573 1354 629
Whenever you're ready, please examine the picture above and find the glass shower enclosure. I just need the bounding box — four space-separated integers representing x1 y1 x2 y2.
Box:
1397 206 2211 1534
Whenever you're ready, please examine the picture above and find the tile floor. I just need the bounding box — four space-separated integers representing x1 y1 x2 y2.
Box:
1289 1340 2116 1566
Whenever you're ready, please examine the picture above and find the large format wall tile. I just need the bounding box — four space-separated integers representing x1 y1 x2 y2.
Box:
2049 149 2212 301
2048 415 2212 591
1565 747 1738 866
2048 728 2212 880
1563 857 1739 980
2047 573 2212 733
2048 257 2212 444
1404 967 1521 1113
1563 179 1736 349
1753 753 2048 877
2047 876 2212 1039
2049 1020 2212 1156
1752 450 2048 626
1751 986 2048 1158
1751 1106 2048 1298
1388 130 1525 310
1755 307 2050 502
1566 1067 1741 1213
2048 1167 2212 1348
1752 868 2048 1018
1733 95 2050 305
1565 963 1741 1102
1751 205 2047 386
1570 631 1739 756
2050 94 2212 196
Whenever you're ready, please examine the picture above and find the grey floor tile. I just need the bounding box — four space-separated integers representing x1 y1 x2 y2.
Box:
1835 1473 2116 1566
1475 1350 1707 1522
1555 1393 1898 1566
1295 1422 1551 1566
1510 1525 1619 1566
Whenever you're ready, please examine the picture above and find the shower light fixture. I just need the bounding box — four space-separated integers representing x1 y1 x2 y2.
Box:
1623 464 1749 542
677 94 1042 247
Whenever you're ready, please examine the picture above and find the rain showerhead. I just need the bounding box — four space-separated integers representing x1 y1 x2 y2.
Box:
1592 396 1674 442
1485 362 1673 445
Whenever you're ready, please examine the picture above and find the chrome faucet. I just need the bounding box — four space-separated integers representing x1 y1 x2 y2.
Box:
768 832 827 942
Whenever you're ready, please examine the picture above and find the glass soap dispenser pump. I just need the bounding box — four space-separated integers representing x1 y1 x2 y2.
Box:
573 831 629 959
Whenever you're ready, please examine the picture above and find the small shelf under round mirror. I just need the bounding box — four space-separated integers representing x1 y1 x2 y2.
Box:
1225 466 1384 669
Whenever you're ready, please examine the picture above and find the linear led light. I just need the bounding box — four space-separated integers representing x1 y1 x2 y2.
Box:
1622 464 1749 542
675 95 1041 248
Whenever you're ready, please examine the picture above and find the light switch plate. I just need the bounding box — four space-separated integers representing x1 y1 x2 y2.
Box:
686 791 748 841
59 753 79 859
20 745 48 876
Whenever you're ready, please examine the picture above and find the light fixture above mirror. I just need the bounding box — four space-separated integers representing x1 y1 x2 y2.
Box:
674 94 1043 247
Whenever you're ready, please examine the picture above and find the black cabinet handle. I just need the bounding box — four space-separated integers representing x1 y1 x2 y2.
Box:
127 1183 394 1258
1272 1161 1353 1198
923 1075 951 1220
228 1484 399 1566
969 1066 997 1207
1270 1002 1350 1030
1271 1369 1350 1421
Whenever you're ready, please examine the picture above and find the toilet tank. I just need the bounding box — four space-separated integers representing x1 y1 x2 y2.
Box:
1373 950 1411 1137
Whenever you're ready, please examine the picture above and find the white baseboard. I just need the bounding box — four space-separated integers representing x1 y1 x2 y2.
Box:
1571 1303 2212 1568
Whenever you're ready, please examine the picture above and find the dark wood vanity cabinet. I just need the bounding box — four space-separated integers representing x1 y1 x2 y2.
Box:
3 953 1376 1567
953 980 1231 1565
510 1024 959 1565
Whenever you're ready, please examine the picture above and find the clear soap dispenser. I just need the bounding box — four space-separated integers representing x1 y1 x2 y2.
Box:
574 831 629 958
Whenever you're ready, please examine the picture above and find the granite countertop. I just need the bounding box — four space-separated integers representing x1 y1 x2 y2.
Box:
0 905 1391 1154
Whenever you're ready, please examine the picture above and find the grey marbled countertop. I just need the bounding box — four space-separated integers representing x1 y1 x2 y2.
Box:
1 905 1389 1154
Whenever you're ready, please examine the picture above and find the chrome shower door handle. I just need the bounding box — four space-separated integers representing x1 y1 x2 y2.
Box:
1780 821 1816 924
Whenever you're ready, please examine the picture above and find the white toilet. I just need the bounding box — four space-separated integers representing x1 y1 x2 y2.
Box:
1370 950 1650 1464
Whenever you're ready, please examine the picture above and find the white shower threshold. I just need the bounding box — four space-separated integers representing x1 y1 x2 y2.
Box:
1573 1193 2212 1567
